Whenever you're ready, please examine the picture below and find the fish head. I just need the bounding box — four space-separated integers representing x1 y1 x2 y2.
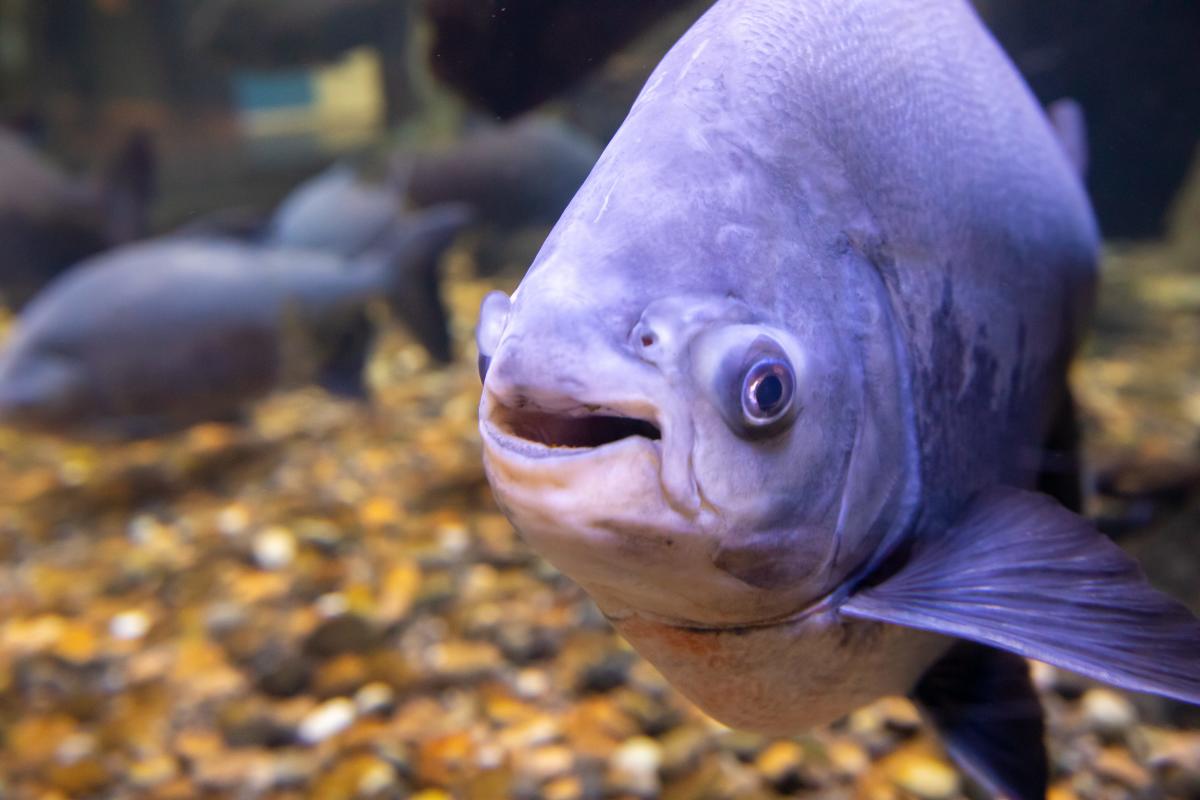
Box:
478 264 868 629
0 345 87 431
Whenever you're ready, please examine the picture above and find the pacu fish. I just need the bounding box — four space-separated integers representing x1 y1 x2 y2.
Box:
476 2 1200 798
0 205 467 439
0 129 154 310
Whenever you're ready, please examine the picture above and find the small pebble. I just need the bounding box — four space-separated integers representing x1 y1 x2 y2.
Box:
754 740 807 789
216 504 250 537
891 752 960 800
660 724 709 776
253 527 297 570
298 698 357 744
878 697 922 731
306 613 376 656
410 790 453 800
514 668 551 699
515 744 575 782
357 760 399 794
608 736 662 797
429 640 503 679
109 610 151 641
542 775 584 800
355 682 396 716
1082 688 1138 737
437 523 471 556
128 754 179 788
1030 660 1059 692
827 738 870 777
316 592 350 618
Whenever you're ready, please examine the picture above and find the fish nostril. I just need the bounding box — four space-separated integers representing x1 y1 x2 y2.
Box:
477 354 492 383
632 321 659 353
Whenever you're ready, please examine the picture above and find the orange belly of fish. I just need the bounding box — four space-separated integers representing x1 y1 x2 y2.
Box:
613 611 949 736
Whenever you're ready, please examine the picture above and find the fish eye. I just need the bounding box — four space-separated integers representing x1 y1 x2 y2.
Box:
694 328 801 438
741 358 795 427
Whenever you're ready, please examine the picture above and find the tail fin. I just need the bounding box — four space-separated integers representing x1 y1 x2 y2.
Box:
100 130 156 244
1047 99 1089 178
361 203 472 363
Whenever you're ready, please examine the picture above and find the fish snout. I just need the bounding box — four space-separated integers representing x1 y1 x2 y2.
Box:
475 290 512 382
0 348 88 431
477 293 677 473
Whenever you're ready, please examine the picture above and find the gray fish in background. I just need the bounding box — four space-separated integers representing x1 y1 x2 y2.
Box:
0 204 468 439
402 117 601 233
0 129 155 310
183 118 598 277
476 2 1200 798
173 162 403 253
265 163 406 257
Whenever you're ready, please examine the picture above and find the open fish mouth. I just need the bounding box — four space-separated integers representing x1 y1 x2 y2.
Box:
485 400 663 457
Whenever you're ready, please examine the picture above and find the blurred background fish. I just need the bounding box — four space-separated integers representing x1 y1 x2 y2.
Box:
0 203 468 439
0 1 1195 797
0 127 154 309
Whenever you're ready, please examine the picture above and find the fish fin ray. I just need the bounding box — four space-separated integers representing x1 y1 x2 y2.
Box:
841 487 1200 704
914 642 1046 800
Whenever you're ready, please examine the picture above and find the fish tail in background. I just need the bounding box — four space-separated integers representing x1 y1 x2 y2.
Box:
913 642 1047 800
99 130 157 244
361 203 472 364
841 487 1200 704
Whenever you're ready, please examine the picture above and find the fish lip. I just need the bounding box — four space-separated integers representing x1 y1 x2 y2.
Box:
480 392 664 460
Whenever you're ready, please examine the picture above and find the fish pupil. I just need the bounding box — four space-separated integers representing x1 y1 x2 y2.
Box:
755 374 784 412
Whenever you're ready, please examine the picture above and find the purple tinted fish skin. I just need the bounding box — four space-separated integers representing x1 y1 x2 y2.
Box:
0 204 467 439
0 240 370 438
0 129 155 310
266 164 403 257
476 1 1200 796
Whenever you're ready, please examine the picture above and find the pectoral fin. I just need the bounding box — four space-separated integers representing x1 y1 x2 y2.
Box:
841 487 1200 704
913 642 1046 800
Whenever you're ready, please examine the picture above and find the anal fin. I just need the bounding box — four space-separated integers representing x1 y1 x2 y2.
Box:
914 642 1046 800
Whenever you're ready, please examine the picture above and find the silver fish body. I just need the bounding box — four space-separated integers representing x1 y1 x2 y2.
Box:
478 2 1198 795
0 204 467 438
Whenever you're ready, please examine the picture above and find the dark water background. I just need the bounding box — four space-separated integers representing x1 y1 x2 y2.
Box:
0 2 1197 798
